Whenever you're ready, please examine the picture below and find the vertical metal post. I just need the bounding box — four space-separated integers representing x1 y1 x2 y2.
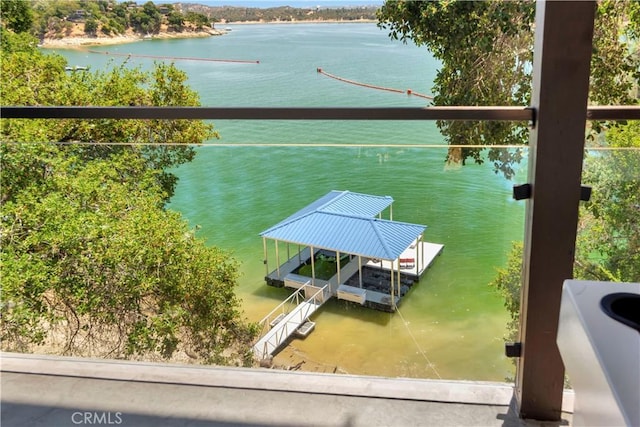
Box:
358 256 363 288
397 261 401 297
275 240 280 277
310 245 316 286
390 259 395 309
517 0 595 420
417 235 422 274
263 237 269 276
337 250 342 285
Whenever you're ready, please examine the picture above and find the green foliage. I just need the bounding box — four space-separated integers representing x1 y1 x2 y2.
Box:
194 4 378 24
0 30 216 200
377 0 640 178
184 11 208 30
130 1 162 34
378 1 534 178
489 242 523 342
26 0 217 38
0 29 256 365
167 11 184 32
0 0 34 33
1 149 256 363
491 123 639 341
577 121 640 282
17 1 378 38
84 17 98 34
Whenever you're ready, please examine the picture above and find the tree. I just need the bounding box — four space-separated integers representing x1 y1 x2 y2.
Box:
490 242 523 342
377 0 640 178
0 30 216 200
491 122 640 342
84 17 98 35
1 149 256 364
0 0 34 33
167 11 184 32
576 121 640 282
0 30 256 365
185 11 209 30
130 1 162 34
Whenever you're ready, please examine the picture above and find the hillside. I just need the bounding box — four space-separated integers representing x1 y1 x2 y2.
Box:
175 3 379 23
31 0 380 47
32 1 224 47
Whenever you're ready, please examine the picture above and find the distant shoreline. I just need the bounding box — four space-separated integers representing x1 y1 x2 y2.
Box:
40 20 376 49
40 30 225 49
226 19 376 25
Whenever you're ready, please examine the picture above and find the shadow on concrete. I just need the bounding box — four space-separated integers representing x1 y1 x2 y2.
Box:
2 401 360 427
496 396 571 427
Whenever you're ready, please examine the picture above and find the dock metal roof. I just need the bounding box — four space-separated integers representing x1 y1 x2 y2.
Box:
275 190 393 224
260 191 426 260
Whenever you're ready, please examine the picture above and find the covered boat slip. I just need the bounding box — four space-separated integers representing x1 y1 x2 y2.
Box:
264 239 442 312
260 191 443 311
365 241 445 278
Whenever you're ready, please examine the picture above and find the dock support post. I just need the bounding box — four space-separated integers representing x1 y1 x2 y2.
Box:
337 250 341 286
417 235 422 274
263 237 268 276
390 260 395 309
397 261 401 297
310 245 316 286
275 240 280 277
358 256 363 288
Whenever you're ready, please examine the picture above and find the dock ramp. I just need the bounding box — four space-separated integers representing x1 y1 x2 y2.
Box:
253 283 330 360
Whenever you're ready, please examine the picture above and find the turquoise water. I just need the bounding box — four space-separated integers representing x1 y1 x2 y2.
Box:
53 23 527 380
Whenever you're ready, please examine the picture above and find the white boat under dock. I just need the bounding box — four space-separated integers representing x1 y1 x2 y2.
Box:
366 241 444 279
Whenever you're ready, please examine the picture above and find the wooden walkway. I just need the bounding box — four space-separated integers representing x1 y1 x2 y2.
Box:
253 284 330 360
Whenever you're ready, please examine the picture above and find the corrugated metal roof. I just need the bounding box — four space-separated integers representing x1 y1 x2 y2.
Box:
267 191 393 231
317 191 393 217
260 191 426 260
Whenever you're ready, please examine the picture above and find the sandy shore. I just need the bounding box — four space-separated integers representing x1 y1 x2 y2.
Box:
272 344 350 374
39 20 375 49
40 30 226 49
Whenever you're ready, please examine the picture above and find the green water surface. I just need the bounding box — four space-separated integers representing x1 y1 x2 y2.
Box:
54 23 527 380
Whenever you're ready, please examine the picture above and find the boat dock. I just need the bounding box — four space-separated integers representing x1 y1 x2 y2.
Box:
254 240 443 359
265 240 443 312
253 191 444 359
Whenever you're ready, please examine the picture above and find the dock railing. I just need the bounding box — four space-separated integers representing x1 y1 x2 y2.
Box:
257 282 310 333
254 283 329 360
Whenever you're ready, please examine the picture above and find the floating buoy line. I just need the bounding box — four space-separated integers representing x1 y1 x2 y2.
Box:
317 68 433 100
87 50 260 64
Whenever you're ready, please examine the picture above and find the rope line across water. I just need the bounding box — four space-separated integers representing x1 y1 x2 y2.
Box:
87 50 260 64
396 306 443 379
317 68 433 100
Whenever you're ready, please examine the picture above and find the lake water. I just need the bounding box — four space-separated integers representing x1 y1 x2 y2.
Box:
54 23 527 381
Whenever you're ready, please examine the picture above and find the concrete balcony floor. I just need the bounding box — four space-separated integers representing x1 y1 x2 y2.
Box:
1 352 573 426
